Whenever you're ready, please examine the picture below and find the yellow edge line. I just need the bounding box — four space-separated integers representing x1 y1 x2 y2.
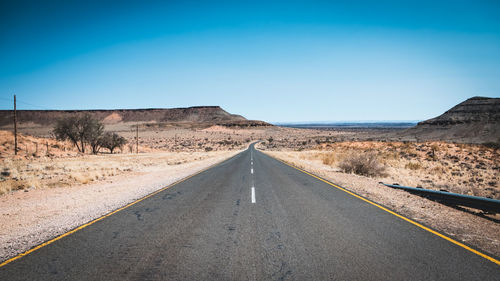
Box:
264 152 500 266
0 151 242 268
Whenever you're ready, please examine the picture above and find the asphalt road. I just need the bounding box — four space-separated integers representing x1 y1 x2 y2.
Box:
1 144 498 280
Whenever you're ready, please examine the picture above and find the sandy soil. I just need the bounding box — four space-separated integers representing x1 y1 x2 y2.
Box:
261 140 499 199
262 149 500 258
0 149 241 262
117 126 273 152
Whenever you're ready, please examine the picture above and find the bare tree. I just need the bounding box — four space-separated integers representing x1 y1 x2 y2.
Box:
54 116 83 152
88 120 104 154
53 114 104 154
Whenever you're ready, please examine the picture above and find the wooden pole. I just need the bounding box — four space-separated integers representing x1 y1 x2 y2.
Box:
136 124 139 154
14 95 17 155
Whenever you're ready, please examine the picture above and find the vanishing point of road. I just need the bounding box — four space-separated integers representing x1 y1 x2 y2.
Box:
1 144 499 280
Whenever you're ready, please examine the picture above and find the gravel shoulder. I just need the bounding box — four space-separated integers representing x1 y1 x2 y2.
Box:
262 149 500 258
0 150 241 262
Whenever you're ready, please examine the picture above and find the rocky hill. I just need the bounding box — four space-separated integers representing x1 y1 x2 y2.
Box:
399 96 500 143
0 106 270 136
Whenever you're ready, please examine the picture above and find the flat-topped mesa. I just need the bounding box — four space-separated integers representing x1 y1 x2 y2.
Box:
400 96 500 143
418 97 500 126
0 106 253 127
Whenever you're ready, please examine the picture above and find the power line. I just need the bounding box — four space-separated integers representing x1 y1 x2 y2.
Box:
0 96 13 103
15 100 52 110
0 96 52 110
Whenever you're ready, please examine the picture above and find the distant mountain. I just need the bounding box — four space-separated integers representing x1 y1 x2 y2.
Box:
0 106 270 133
399 97 500 143
277 121 418 129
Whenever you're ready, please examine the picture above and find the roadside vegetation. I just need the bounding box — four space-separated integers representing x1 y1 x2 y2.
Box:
53 114 127 154
0 148 231 195
0 125 252 196
259 140 499 199
338 152 386 177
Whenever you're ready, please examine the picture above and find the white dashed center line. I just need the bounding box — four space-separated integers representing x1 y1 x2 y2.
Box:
251 150 255 203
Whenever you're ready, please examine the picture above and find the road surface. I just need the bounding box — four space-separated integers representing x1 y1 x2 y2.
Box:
0 144 498 280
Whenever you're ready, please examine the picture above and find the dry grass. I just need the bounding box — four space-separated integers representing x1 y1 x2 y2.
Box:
0 128 254 196
0 150 240 196
320 152 336 166
258 141 499 199
405 161 422 170
338 152 386 177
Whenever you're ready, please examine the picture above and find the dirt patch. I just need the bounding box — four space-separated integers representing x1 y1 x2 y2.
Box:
103 112 123 124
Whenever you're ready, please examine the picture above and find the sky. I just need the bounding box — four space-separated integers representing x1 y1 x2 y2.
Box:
1 0 499 122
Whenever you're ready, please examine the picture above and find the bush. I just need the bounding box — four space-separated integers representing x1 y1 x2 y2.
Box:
320 153 335 166
100 132 127 154
338 152 386 177
405 161 422 170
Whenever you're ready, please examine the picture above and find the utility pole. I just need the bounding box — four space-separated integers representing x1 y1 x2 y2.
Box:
14 95 17 155
136 124 139 154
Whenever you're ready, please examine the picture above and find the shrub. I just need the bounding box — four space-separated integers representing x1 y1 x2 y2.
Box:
405 161 422 170
338 152 386 177
430 166 445 175
320 153 335 166
100 132 127 154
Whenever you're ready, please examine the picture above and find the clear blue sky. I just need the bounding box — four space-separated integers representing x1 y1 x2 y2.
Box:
1 0 499 122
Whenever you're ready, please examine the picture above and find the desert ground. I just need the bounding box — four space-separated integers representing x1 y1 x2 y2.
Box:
260 138 499 199
1 123 499 260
